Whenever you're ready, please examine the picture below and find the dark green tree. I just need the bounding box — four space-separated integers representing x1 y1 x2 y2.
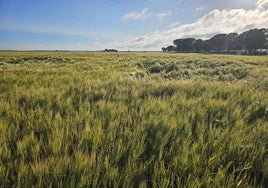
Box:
166 45 176 52
236 29 266 54
163 28 267 55
209 34 228 52
226 33 238 52
192 39 205 52
173 38 195 52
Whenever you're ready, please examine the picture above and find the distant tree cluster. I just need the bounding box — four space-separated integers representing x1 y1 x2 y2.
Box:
162 28 268 55
105 49 118 52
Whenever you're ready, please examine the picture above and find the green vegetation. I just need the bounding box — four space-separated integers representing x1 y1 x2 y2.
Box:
0 52 268 187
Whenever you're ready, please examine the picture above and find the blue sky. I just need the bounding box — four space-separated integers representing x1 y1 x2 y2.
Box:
0 0 267 51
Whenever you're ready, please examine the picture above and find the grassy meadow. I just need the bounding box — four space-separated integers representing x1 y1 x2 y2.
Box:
0 51 268 187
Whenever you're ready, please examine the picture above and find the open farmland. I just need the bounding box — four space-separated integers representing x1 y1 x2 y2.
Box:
0 52 268 187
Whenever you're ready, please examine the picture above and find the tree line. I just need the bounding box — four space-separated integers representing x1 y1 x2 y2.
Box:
162 28 268 55
104 49 118 52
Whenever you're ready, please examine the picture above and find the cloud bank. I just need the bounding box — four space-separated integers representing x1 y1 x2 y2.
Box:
123 1 268 51
256 0 268 9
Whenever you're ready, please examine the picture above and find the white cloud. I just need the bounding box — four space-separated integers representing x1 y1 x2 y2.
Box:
122 3 268 51
168 21 181 28
156 10 172 19
122 8 150 21
256 0 268 9
122 8 172 21
196 6 205 12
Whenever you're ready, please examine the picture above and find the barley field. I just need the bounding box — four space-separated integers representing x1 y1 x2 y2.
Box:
0 52 268 187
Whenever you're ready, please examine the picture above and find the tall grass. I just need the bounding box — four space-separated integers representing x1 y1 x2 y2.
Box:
0 52 268 187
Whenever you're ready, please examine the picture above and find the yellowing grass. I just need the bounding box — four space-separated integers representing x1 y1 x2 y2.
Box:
0 52 268 187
